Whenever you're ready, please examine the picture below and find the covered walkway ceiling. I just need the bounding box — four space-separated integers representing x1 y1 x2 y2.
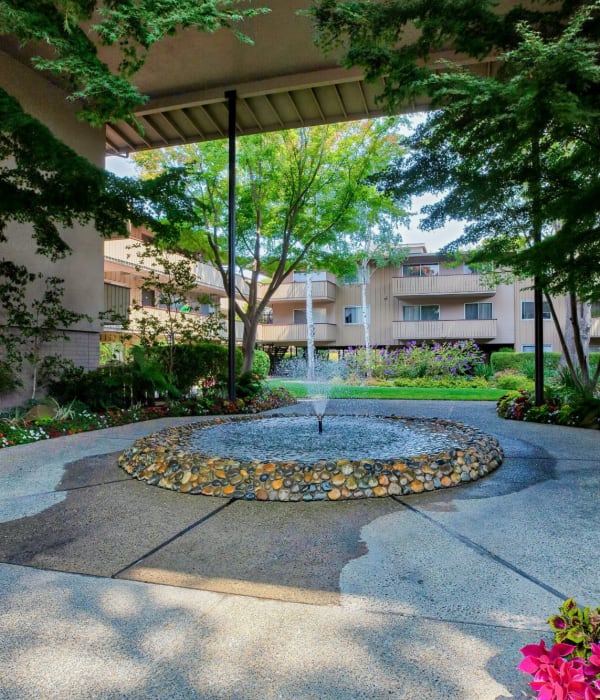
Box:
1 0 503 155
101 0 501 155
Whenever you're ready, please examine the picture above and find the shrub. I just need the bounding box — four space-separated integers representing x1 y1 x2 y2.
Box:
49 347 178 411
496 389 598 427
490 351 562 375
235 371 264 400
252 349 270 378
392 376 490 388
344 341 486 380
493 370 535 392
0 360 18 394
151 343 242 394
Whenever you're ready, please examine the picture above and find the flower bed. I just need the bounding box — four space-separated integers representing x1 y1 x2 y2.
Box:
0 387 296 449
496 390 600 429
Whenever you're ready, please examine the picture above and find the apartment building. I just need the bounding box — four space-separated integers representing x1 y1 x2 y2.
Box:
103 239 600 357
256 245 600 357
102 227 229 344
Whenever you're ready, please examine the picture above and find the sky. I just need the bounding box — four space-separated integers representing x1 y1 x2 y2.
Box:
105 114 464 253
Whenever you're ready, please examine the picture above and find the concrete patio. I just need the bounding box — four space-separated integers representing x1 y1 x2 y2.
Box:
0 399 598 699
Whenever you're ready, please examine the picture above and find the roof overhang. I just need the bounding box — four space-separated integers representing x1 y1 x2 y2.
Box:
1 0 504 156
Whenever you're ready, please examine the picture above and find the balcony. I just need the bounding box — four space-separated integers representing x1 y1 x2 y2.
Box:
267 279 337 303
392 274 496 298
104 238 225 292
393 318 498 341
258 323 337 344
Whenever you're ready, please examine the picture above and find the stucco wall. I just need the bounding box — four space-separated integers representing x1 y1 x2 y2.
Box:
1 51 106 405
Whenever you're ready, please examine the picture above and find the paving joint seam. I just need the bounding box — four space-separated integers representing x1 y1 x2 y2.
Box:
392 496 568 601
54 478 131 493
110 498 237 579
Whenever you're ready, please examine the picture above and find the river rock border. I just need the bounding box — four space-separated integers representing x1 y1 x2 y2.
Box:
118 414 503 501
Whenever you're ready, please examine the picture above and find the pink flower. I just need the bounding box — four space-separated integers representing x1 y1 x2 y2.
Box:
519 640 576 676
529 657 589 700
584 645 600 679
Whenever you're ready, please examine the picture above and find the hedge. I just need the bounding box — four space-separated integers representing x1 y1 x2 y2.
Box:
490 351 599 375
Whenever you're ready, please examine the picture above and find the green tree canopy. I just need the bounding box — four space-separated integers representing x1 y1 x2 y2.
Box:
132 119 403 370
0 0 269 126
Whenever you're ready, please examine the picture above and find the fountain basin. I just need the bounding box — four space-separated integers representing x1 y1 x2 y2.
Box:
118 414 503 501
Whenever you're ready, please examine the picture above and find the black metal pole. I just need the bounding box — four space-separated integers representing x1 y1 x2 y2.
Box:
534 280 544 406
226 90 237 401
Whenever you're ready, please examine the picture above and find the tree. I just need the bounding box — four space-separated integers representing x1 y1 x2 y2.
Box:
129 241 224 378
0 1 269 126
0 264 91 399
133 119 403 372
310 0 600 396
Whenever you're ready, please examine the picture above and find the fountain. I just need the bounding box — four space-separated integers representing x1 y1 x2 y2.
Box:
118 354 503 501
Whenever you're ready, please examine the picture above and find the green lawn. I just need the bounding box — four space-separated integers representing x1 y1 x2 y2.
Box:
267 379 506 401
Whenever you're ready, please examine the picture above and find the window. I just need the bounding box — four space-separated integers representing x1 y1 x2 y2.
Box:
198 302 216 315
521 300 551 320
522 345 553 353
465 302 493 320
141 288 155 307
403 305 439 321
402 263 439 277
591 301 600 318
344 306 368 324
294 308 327 324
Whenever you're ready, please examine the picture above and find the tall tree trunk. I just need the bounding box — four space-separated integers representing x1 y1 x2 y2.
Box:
360 259 371 377
306 270 316 382
564 293 592 387
241 316 258 374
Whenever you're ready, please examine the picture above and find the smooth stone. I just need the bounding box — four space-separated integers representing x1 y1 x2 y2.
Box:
409 480 424 493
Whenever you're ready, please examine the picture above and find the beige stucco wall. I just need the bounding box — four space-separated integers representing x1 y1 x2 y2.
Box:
1 51 106 405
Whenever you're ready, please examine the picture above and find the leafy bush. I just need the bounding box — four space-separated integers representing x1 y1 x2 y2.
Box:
0 360 18 394
235 371 264 400
493 370 535 391
151 342 242 394
345 341 486 379
49 347 178 411
490 351 562 375
252 349 270 378
496 389 599 428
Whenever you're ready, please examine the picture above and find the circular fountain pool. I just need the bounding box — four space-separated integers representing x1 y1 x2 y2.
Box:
182 416 455 462
118 414 503 501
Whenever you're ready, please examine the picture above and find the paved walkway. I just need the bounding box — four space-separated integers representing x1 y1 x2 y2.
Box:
0 400 598 699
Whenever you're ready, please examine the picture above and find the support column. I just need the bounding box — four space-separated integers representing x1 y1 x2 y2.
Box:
534 281 544 406
226 90 237 401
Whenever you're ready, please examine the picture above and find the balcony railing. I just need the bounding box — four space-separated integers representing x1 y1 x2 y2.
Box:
266 280 337 303
392 318 498 341
392 274 496 298
104 238 225 291
258 323 337 344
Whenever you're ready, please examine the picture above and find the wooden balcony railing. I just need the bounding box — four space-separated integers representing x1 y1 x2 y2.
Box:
266 280 337 303
392 274 496 297
257 323 337 344
392 318 498 341
104 238 226 291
